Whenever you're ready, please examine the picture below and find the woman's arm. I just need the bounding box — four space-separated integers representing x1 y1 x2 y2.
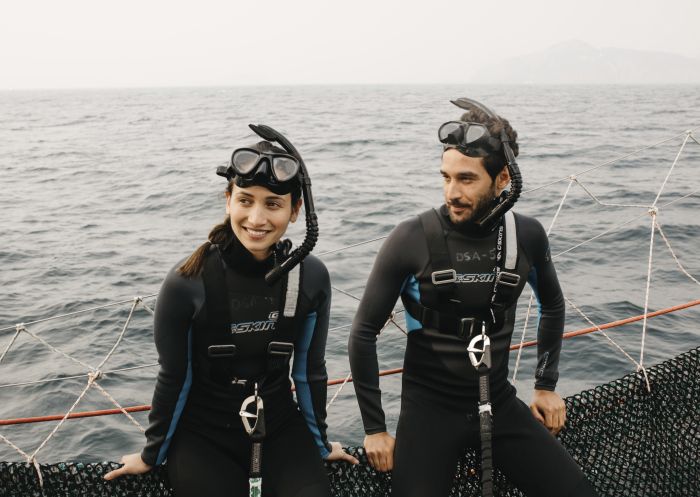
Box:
291 255 333 458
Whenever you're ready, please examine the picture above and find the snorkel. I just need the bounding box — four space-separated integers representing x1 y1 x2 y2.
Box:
448 98 523 230
247 124 318 285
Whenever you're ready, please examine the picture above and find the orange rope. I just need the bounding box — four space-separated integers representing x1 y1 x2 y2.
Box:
2 299 698 427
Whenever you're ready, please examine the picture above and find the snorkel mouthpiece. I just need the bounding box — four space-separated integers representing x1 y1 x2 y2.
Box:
447 98 523 229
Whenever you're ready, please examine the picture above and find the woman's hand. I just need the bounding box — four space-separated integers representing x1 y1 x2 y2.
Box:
103 453 153 480
530 389 566 435
325 441 360 465
363 431 395 472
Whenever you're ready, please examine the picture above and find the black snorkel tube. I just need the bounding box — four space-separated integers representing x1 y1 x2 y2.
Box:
450 98 523 230
248 124 318 285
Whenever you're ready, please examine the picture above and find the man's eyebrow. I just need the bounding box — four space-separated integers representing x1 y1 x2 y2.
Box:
440 170 480 179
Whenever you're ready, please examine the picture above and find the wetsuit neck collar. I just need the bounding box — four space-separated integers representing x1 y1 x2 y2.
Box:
439 204 500 238
220 234 276 276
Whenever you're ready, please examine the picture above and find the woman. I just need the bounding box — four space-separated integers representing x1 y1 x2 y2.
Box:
105 125 357 497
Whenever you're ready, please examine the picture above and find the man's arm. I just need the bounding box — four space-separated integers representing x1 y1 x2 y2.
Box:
524 218 566 434
526 222 565 391
348 219 418 434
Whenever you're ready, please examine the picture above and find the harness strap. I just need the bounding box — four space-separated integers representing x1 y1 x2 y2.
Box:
468 332 494 497
419 209 457 293
410 209 521 332
403 298 488 340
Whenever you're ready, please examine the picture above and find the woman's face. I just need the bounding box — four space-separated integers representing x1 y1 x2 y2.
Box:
226 184 301 261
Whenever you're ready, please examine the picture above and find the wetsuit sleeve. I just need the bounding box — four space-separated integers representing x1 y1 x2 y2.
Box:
291 256 333 459
141 262 204 466
348 220 418 435
525 221 565 391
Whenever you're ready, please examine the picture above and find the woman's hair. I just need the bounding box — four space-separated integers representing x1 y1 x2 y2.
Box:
178 181 237 278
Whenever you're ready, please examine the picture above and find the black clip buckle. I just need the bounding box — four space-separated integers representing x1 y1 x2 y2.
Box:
458 317 477 340
496 271 520 288
431 269 457 285
208 344 237 358
268 341 294 358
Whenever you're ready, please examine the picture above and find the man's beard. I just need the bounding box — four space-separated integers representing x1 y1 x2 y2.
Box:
448 188 497 226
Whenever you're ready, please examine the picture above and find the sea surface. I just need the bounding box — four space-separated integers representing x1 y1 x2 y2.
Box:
0 85 699 463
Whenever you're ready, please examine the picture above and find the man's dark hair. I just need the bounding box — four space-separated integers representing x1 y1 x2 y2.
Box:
459 109 519 180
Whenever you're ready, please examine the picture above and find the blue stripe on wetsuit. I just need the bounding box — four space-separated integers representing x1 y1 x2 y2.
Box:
156 326 193 465
291 312 330 459
527 266 543 324
401 275 423 332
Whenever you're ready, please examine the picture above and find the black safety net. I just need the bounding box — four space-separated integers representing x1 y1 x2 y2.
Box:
1 346 698 497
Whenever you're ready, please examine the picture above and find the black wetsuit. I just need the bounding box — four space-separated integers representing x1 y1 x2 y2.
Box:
349 205 598 497
141 236 332 497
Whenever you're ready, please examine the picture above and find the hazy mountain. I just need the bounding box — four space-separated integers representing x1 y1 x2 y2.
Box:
471 40 700 84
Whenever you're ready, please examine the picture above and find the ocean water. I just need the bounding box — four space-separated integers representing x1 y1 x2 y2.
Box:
0 85 699 463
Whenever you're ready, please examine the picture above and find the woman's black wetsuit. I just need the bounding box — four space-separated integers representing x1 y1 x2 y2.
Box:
141 237 333 497
348 206 598 497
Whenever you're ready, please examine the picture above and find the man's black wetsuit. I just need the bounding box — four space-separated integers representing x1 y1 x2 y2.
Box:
349 205 597 497
141 236 332 497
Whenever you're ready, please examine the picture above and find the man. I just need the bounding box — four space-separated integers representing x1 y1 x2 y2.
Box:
348 98 598 497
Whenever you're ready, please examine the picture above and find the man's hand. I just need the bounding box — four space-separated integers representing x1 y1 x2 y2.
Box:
530 389 566 435
363 431 395 472
325 441 360 465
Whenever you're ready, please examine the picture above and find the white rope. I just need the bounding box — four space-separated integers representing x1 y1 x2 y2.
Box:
326 373 353 410
524 127 698 194
564 297 649 390
0 433 33 461
95 298 139 371
512 178 574 382
0 363 160 389
92 381 145 432
331 285 362 302
0 325 22 365
20 325 95 372
327 309 403 411
0 294 158 334
656 220 700 286
652 132 692 207
511 295 534 383
317 236 388 257
638 209 657 377
553 211 648 259
138 299 155 316
573 178 653 209
29 376 95 461
383 311 408 336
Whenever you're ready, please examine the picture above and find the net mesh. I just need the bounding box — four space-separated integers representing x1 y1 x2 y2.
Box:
1 346 698 497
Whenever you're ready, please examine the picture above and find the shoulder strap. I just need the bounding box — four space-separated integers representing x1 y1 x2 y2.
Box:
504 210 518 271
419 208 457 294
282 263 301 318
202 245 231 326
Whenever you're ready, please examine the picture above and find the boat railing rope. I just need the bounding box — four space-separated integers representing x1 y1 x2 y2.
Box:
1 128 699 486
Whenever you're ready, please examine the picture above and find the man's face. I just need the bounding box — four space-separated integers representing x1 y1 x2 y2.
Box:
440 148 498 225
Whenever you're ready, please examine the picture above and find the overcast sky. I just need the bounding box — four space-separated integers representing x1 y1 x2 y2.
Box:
1 0 698 89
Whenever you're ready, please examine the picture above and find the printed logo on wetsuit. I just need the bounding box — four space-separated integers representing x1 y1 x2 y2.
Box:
230 311 279 334
455 273 495 284
455 249 498 262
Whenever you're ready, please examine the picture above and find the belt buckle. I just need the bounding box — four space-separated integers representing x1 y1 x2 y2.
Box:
496 271 520 287
432 269 457 285
458 317 477 340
